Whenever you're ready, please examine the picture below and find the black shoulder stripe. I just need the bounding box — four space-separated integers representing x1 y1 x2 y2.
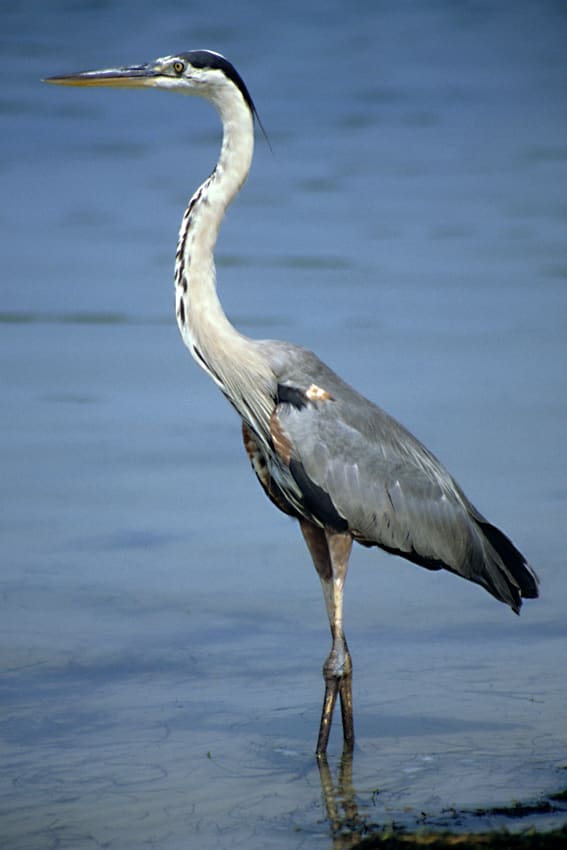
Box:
289 458 349 533
276 383 307 409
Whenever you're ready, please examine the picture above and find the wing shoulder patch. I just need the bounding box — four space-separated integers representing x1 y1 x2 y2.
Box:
270 381 348 532
276 382 334 409
306 383 334 402
271 382 334 465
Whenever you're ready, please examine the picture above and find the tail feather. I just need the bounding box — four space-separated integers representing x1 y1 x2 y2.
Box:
475 517 539 613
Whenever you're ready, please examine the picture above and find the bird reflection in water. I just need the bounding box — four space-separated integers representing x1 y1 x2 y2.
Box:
317 749 370 848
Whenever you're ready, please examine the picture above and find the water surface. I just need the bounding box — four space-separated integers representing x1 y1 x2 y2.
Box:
2 2 566 848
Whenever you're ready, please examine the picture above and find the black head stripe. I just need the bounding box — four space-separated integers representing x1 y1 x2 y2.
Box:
181 50 257 117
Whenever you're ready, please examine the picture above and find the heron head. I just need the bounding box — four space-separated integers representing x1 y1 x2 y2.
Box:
44 49 257 116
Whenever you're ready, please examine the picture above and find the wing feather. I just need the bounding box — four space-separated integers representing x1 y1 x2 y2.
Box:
262 341 537 610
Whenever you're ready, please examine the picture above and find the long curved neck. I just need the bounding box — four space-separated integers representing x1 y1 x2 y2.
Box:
175 86 252 362
174 84 275 437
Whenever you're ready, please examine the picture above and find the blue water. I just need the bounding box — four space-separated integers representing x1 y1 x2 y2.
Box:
2 2 567 848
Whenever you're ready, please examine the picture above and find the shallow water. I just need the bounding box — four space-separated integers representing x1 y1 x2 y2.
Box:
2 2 567 848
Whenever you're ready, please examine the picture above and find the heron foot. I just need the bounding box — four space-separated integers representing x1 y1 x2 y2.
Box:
316 647 354 755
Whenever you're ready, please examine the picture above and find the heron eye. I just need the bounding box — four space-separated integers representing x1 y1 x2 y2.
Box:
172 61 185 75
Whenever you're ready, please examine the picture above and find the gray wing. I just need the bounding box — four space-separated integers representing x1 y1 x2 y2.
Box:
261 341 539 612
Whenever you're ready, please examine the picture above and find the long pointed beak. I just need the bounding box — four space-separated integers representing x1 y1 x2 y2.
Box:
43 63 160 89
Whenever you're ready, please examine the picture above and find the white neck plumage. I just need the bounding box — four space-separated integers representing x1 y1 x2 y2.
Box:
174 80 275 438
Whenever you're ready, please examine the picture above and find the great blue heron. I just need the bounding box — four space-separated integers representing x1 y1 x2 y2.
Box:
45 50 539 755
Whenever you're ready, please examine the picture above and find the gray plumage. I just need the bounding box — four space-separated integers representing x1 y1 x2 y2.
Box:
259 340 538 613
46 49 539 755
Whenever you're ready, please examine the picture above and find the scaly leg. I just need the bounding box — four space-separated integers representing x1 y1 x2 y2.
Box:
299 520 354 755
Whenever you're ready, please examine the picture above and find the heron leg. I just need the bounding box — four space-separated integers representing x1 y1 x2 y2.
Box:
299 520 354 755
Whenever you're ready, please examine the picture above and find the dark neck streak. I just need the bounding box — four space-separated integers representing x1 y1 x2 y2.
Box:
174 87 275 440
